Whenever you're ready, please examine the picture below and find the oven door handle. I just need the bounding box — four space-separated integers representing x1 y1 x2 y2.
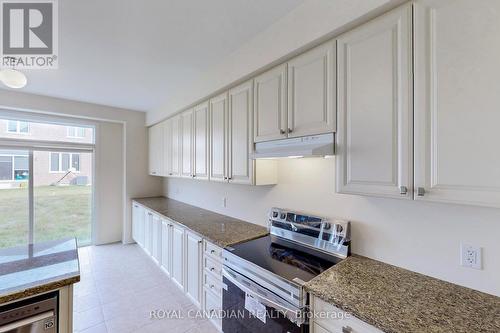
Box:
222 266 304 325
0 311 54 333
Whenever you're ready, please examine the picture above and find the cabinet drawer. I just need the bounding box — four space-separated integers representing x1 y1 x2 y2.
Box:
312 297 383 333
204 255 222 278
204 271 223 297
203 288 222 331
204 240 223 260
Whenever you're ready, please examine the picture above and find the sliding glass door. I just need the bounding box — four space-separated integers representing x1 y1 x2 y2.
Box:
0 117 95 249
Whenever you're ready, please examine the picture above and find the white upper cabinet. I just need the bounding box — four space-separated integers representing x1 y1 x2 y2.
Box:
209 92 228 182
180 109 194 178
162 119 172 177
287 41 336 138
148 122 163 176
254 64 287 142
169 115 181 177
413 0 500 208
193 102 209 180
336 3 413 199
228 81 254 185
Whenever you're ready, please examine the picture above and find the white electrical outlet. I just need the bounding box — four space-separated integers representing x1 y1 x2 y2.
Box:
460 244 482 270
222 197 227 208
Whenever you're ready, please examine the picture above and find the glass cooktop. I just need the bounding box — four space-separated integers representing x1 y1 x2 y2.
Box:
227 235 341 283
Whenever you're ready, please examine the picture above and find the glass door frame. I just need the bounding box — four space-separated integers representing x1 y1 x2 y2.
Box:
0 141 95 247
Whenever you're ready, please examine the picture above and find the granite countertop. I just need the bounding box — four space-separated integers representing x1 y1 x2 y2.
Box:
305 255 500 333
133 197 268 247
0 238 80 304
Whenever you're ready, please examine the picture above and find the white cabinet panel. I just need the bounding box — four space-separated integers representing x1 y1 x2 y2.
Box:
209 92 228 182
160 220 171 276
254 64 287 142
228 81 254 185
148 123 163 176
169 115 181 177
185 231 202 308
336 3 413 199
144 210 153 255
171 223 185 290
151 214 162 264
287 41 336 138
193 102 209 180
414 0 500 207
132 203 143 247
181 109 194 178
163 118 172 177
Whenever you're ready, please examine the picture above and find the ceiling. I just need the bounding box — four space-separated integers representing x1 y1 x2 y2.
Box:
2 0 303 111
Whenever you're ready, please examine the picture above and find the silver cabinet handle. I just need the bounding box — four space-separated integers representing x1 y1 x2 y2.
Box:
280 129 286 135
210 250 215 254
400 186 408 195
288 128 293 133
210 267 215 271
417 187 426 196
342 326 353 333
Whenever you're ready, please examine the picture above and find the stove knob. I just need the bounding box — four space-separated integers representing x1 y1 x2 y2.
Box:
335 224 343 233
323 223 331 230
272 211 279 218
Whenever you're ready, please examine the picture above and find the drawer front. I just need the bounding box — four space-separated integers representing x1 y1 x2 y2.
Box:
204 255 222 278
204 271 224 297
204 288 222 330
312 297 384 333
204 240 223 260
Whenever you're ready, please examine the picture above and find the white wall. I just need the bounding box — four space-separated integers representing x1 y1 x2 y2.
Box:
147 0 405 125
0 89 163 245
164 158 500 297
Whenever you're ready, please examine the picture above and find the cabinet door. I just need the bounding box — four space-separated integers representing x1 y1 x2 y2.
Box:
132 203 143 246
209 92 228 182
148 123 163 176
163 119 172 177
228 80 254 185
151 214 162 264
170 115 181 177
185 231 202 308
336 3 413 199
414 0 500 208
180 109 194 178
287 41 336 137
171 224 185 290
253 64 287 142
144 210 152 255
193 102 209 180
160 221 171 276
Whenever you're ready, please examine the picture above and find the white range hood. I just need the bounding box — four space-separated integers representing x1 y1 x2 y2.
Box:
252 133 335 159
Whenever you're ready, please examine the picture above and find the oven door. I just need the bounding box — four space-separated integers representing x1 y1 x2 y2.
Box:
222 266 308 333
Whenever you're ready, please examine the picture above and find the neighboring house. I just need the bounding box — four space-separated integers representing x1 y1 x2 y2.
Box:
0 120 93 188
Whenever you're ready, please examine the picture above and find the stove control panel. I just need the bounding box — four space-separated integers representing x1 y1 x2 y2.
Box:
268 208 350 258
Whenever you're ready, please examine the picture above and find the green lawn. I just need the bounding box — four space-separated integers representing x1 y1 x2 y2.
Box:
0 185 92 248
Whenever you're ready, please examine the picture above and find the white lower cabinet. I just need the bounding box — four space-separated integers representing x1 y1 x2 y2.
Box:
144 210 153 255
171 223 185 290
310 296 383 333
151 214 162 264
132 203 144 247
185 231 202 307
202 240 223 332
160 219 172 276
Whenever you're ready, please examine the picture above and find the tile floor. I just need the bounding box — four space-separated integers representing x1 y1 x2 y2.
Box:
73 243 219 333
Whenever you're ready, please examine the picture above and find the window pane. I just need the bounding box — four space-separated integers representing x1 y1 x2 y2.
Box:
0 156 13 180
14 156 29 180
72 154 80 171
1 119 94 144
19 122 29 133
7 120 17 132
61 153 70 171
50 153 59 172
0 149 29 249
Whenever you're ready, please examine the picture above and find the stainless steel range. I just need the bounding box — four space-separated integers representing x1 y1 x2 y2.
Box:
222 208 350 333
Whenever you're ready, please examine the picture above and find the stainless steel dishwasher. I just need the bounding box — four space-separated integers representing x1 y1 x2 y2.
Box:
0 292 57 333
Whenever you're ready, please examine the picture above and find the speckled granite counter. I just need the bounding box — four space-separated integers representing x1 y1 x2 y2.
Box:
133 197 268 247
305 255 500 333
0 238 80 304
